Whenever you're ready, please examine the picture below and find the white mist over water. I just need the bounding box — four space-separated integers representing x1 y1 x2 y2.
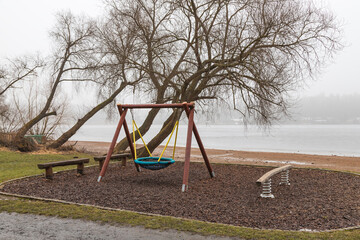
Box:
70 124 360 157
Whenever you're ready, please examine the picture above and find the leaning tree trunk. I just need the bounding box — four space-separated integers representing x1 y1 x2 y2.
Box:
13 86 60 148
13 46 69 150
114 108 161 153
136 109 182 157
47 83 127 149
13 111 57 150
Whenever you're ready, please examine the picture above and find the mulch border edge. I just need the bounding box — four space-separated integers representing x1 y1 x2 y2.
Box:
0 165 360 233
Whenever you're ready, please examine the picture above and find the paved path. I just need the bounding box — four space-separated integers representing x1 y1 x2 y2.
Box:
0 212 241 240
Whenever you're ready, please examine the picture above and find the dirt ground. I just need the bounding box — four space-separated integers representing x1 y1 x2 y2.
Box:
68 141 360 172
3 162 360 231
4 140 358 232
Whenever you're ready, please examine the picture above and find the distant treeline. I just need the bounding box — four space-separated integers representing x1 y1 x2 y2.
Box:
85 94 360 125
289 94 360 124
195 94 360 125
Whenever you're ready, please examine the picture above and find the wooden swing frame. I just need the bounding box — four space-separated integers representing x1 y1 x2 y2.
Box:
97 102 215 192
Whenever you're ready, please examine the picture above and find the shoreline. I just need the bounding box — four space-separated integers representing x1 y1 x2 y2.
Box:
67 141 360 173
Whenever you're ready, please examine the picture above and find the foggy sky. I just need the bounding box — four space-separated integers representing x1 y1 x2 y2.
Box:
0 0 359 97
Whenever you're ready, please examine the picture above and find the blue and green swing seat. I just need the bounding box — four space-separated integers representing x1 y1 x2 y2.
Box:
132 120 179 170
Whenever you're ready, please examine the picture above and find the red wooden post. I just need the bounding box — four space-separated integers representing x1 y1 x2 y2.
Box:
98 108 128 182
182 106 194 192
184 104 215 178
118 106 141 172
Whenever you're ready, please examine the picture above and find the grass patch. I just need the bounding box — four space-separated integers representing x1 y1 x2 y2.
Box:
0 149 93 183
0 149 359 239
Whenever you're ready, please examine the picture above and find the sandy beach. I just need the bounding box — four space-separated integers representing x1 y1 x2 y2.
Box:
68 141 360 172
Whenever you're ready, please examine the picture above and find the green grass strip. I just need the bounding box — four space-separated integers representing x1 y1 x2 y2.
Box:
0 149 93 182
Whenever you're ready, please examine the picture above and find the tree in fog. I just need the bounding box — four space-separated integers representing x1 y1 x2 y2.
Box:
12 12 99 150
47 11 147 149
0 68 7 118
0 57 43 132
0 57 43 97
104 0 191 152
0 92 7 121
105 0 341 154
1 11 140 150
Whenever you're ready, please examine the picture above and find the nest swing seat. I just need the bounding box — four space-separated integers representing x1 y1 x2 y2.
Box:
132 119 179 171
134 157 175 170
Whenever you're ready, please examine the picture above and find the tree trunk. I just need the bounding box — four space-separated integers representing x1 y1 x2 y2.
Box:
47 83 127 149
13 46 69 150
13 111 57 148
114 108 161 153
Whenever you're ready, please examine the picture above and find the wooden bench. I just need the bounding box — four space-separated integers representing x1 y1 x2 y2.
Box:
37 158 90 180
256 165 292 198
93 153 131 170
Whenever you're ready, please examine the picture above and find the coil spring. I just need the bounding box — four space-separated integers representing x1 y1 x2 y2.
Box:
279 170 290 185
260 179 274 198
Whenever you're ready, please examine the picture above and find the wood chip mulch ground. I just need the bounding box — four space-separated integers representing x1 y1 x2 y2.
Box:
2 162 360 231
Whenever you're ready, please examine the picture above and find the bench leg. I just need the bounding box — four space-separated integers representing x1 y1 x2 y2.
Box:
98 160 104 170
77 163 85 175
121 157 126 167
45 167 53 180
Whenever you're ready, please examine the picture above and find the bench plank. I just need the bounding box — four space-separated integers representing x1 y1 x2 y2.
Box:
256 165 292 186
38 158 90 169
93 153 131 161
94 153 131 169
37 158 90 180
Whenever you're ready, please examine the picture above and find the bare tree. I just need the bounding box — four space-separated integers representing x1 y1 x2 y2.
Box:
47 13 145 149
103 0 194 152
0 69 7 119
1 10 142 150
175 0 342 122
11 79 69 139
0 94 7 121
103 0 341 154
0 57 43 118
12 12 98 149
0 56 43 97
0 57 44 142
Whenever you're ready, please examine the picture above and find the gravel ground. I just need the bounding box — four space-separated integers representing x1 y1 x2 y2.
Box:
0 212 239 240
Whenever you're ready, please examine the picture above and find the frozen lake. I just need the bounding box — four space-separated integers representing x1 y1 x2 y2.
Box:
69 124 360 157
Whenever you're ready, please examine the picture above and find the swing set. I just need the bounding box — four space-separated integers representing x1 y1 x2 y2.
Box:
97 102 215 192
